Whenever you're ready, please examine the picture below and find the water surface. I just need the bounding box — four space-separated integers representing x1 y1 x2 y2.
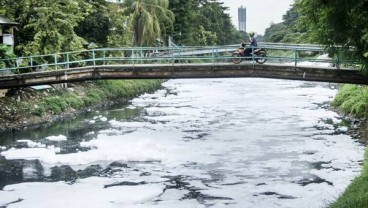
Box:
0 78 364 208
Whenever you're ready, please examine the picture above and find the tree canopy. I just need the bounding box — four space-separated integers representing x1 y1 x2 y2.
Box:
123 0 174 46
1 0 243 57
295 0 368 71
169 0 242 46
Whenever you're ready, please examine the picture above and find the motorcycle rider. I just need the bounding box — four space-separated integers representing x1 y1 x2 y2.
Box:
243 32 257 57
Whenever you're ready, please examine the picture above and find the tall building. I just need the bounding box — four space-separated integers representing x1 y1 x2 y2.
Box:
238 6 246 32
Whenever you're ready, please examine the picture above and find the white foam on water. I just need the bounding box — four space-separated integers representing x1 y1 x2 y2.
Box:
17 140 46 148
0 78 364 208
2 134 167 166
45 135 67 142
1 146 60 160
0 177 164 208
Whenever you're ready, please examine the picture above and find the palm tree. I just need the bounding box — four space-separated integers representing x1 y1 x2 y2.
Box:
124 0 174 46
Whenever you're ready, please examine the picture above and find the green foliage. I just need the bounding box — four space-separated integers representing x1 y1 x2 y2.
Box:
0 44 16 68
295 0 368 72
65 94 85 109
107 4 133 47
86 88 105 104
263 23 289 42
169 0 241 46
328 149 368 208
41 96 69 115
22 0 91 55
2 0 243 54
30 80 163 115
263 3 311 44
124 0 174 46
75 0 110 47
33 105 46 116
196 26 217 46
332 85 368 118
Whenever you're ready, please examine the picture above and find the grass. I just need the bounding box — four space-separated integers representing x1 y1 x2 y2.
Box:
328 84 368 208
328 152 368 208
31 79 163 116
332 84 368 118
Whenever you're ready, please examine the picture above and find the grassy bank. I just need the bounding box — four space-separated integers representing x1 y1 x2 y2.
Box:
34 80 163 116
329 84 368 208
0 79 163 132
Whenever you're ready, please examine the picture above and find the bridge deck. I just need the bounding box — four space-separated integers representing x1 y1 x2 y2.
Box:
0 44 363 89
0 63 364 89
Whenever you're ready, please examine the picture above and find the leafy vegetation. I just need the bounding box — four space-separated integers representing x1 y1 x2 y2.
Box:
1 0 242 58
295 0 368 72
332 85 368 118
263 4 309 44
169 0 242 46
123 0 174 46
33 80 163 116
0 44 16 68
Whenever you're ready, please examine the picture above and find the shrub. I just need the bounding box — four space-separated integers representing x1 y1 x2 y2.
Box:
333 84 368 117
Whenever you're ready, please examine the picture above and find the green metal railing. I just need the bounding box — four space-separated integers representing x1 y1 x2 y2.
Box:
0 44 360 75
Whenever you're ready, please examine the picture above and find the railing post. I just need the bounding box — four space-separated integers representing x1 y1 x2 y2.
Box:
66 53 70 69
212 47 215 64
133 49 135 66
140 47 143 64
336 51 340 70
15 58 20 74
294 49 298 67
92 49 96 66
179 46 181 63
54 53 58 70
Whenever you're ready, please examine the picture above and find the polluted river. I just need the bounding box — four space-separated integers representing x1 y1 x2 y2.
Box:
0 78 364 208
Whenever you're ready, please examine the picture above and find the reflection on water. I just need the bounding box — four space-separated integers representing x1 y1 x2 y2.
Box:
0 78 364 208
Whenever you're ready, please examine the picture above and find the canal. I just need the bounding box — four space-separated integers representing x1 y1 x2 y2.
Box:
0 78 364 208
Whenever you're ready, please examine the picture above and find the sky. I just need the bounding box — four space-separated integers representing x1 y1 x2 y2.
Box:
219 0 294 35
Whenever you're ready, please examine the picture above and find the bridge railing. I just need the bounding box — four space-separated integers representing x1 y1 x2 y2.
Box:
0 44 360 75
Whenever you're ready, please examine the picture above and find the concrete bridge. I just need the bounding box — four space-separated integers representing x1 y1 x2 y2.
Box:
0 45 364 89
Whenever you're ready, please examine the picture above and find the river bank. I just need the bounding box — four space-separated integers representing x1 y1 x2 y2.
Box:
328 84 368 208
0 80 163 134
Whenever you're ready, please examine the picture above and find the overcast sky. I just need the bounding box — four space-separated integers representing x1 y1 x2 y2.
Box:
219 0 294 35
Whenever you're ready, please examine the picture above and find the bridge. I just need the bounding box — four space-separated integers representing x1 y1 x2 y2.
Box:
0 44 364 89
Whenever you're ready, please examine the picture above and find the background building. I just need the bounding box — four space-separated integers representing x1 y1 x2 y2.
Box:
238 6 246 32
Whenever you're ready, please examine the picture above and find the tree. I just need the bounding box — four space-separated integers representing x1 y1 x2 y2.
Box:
75 0 110 47
169 0 197 45
263 3 310 44
295 0 368 71
123 0 174 46
23 0 91 55
2 0 92 55
169 0 241 46
263 22 289 43
107 3 133 47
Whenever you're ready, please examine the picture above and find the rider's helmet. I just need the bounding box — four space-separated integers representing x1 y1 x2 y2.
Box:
248 32 255 37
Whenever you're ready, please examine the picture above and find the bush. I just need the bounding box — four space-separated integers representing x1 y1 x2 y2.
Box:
29 80 164 116
64 94 84 109
332 84 368 117
41 96 69 114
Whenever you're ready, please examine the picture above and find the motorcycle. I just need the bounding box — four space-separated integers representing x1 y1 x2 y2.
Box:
231 47 267 64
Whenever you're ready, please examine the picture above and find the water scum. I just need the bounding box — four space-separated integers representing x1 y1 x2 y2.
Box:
0 78 365 208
